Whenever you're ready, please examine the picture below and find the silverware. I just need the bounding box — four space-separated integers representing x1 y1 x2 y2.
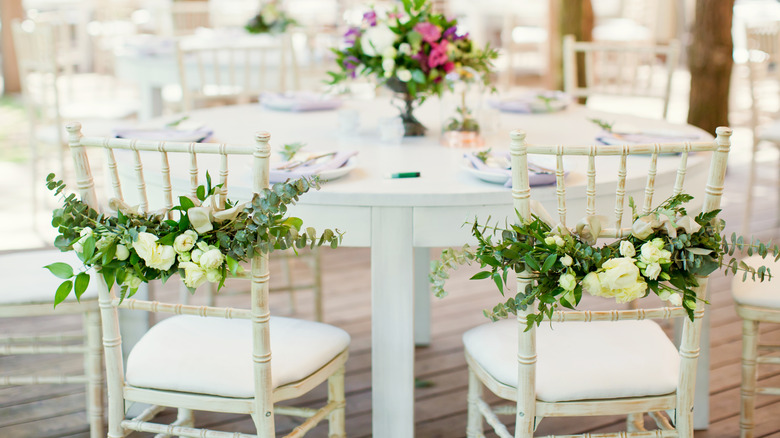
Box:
277 152 337 170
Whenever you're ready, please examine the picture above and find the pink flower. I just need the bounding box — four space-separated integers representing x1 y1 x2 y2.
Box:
412 50 429 72
428 40 449 68
442 61 455 73
414 22 441 43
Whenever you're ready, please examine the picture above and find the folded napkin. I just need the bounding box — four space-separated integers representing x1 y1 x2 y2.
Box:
261 91 342 112
487 90 571 114
119 36 175 56
463 152 557 188
596 130 702 145
113 127 213 143
270 151 358 183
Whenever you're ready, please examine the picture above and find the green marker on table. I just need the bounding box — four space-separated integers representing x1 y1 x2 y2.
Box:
386 172 421 179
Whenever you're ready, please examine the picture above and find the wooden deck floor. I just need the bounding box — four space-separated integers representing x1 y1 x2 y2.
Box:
2 147 780 437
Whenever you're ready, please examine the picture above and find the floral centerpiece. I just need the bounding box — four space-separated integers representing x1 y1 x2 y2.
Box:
245 1 297 35
327 0 497 137
44 173 341 305
430 194 777 329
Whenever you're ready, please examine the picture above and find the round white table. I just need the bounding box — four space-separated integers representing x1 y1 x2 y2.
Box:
130 98 712 437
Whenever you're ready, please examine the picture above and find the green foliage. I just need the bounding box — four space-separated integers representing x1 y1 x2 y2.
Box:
45 172 343 306
430 193 777 330
277 142 306 162
589 118 615 133
244 2 296 34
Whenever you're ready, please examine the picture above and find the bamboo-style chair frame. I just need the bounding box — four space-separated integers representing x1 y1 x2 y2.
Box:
562 34 680 119
0 248 104 438
176 36 299 112
465 127 732 437
66 122 347 438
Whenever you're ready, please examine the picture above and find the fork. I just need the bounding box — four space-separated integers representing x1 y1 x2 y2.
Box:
277 152 337 170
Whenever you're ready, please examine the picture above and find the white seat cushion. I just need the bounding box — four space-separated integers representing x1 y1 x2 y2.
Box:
732 254 780 308
463 319 680 402
126 315 350 398
0 249 97 305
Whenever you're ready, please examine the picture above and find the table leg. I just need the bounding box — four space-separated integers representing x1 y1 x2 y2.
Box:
414 247 431 347
694 307 711 429
138 85 164 120
371 207 415 438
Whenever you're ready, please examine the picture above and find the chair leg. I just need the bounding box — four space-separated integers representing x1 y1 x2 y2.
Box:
626 413 646 432
466 368 484 438
327 366 346 438
311 248 323 322
84 310 105 438
740 319 760 438
176 408 195 438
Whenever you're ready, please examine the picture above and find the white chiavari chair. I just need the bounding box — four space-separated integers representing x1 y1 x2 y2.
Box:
169 1 212 36
732 254 780 438
463 127 731 437
562 34 680 119
0 249 104 438
66 122 349 437
175 36 299 112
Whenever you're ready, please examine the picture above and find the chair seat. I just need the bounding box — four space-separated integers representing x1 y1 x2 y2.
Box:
126 315 350 398
732 254 780 308
0 249 97 305
463 319 679 402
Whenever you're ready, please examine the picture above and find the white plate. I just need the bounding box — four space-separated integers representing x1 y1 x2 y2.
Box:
461 160 510 185
316 157 358 182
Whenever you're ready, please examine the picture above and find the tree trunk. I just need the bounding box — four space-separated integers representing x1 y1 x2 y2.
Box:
688 0 734 133
552 0 594 93
1 0 24 94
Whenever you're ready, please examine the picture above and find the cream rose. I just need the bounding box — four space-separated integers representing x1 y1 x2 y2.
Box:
643 262 662 280
115 244 130 261
544 236 556 245
668 293 683 306
132 232 158 261
582 272 604 297
639 241 671 265
619 241 636 258
123 273 142 289
600 257 642 291
396 68 412 82
631 216 658 240
558 272 577 291
361 24 397 56
132 232 176 271
382 58 395 77
179 262 208 289
553 235 565 247
206 268 222 283
560 255 573 267
191 249 204 264
613 282 647 303
199 248 224 270
173 230 198 254
398 42 411 56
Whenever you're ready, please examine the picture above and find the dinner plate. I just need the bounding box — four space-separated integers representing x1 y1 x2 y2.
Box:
461 157 558 186
314 157 358 182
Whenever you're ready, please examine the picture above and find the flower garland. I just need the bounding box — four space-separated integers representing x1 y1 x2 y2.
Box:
327 0 497 100
430 193 777 330
44 173 342 306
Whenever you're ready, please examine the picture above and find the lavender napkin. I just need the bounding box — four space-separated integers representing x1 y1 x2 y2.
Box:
463 152 557 188
596 131 702 145
487 90 571 114
261 92 342 112
270 151 358 183
113 128 213 142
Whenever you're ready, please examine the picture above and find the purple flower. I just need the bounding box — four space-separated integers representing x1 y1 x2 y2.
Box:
414 22 442 44
343 55 360 78
442 26 457 40
428 40 449 68
344 27 361 44
363 10 377 27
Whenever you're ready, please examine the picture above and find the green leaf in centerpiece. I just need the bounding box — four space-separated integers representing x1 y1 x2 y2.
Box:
45 262 74 279
470 271 492 280
74 272 90 301
541 253 557 273
196 185 206 201
82 236 96 261
54 280 73 307
179 196 195 211
226 255 239 275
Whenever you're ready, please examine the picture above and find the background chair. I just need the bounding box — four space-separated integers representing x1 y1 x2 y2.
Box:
732 254 780 438
562 34 680 119
463 127 731 437
66 122 349 437
0 249 103 438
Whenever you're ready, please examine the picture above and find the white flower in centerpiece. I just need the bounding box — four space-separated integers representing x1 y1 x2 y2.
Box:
115 244 130 261
73 227 93 253
639 241 672 265
174 230 198 254
179 262 208 289
382 57 395 77
544 236 556 245
643 262 662 280
382 46 397 59
597 257 648 303
199 248 224 270
396 68 412 82
132 232 176 271
582 272 603 296
206 268 222 283
668 293 683 306
558 271 577 291
123 273 142 289
676 215 701 235
553 235 565 247
361 24 397 56
560 254 573 267
619 241 636 258
191 248 204 264
188 207 214 234
398 42 412 56
132 232 158 261
631 216 659 240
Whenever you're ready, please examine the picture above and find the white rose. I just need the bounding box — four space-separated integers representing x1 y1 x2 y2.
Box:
73 227 94 253
146 244 176 271
178 252 191 263
558 272 577 291
396 68 412 82
631 216 658 240
582 272 604 297
560 255 573 267
643 262 662 280
668 293 683 306
544 236 556 245
361 24 397 56
191 249 204 264
173 230 198 254
657 289 672 301
600 257 642 291
96 236 112 250
554 235 565 247
199 248 224 270
398 42 411 55
619 241 636 258
115 244 130 261
613 281 647 303
179 262 208 289
188 207 213 234
639 242 671 265
123 273 142 289
132 232 159 261
382 57 395 77
206 268 222 283
382 46 397 59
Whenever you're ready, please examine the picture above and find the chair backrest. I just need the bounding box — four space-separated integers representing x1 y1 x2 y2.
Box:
744 21 780 133
509 127 731 432
176 35 298 111
66 122 279 435
169 1 212 36
562 34 679 119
